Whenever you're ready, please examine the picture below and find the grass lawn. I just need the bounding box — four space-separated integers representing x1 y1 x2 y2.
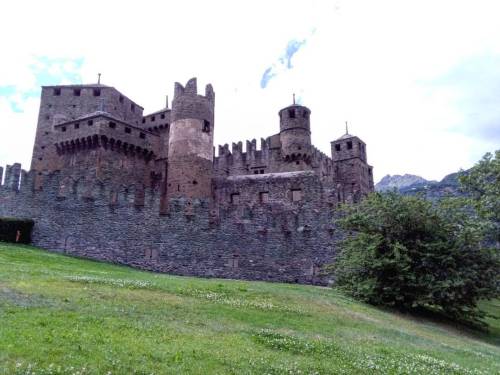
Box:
0 243 498 374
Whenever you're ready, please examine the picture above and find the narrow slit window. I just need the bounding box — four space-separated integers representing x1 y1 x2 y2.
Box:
347 141 352 150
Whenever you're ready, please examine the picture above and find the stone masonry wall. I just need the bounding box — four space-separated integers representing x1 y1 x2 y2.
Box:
0 167 339 285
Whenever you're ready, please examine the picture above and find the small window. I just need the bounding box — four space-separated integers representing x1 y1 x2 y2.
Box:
38 157 42 161
259 192 269 203
74 123 79 129
93 88 101 96
88 120 93 126
151 116 155 122
347 141 352 150
53 88 61 96
291 189 302 202
369 168 372 175
160 114 165 119
260 169 264 174
296 161 300 165
230 193 240 204
109 122 116 129
288 109 295 118
41 146 45 149
140 132 146 139
119 95 124 103
192 180 198 185
254 171 258 174
142 118 145 123
202 120 210 133
61 126 66 132
335 144 341 152
73 88 81 96
131 103 135 112
45 115 50 120
47 104 52 108
125 127 131 134
303 110 308 118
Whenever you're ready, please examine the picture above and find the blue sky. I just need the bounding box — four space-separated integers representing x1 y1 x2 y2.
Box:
0 0 499 182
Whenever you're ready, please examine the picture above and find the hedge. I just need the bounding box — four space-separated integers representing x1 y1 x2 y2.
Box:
0 217 34 244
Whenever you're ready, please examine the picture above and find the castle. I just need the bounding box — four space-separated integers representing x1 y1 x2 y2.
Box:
0 78 374 284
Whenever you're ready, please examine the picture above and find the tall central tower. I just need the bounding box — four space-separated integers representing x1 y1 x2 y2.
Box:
166 78 215 200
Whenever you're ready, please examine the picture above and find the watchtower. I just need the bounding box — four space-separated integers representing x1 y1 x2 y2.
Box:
166 78 215 200
331 131 374 202
278 103 312 169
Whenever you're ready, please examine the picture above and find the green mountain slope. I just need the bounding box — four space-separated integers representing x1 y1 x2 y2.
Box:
0 243 498 374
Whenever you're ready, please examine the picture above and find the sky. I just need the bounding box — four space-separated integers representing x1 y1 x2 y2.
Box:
0 0 499 183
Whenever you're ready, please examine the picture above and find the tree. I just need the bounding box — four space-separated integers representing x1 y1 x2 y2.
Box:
459 150 500 247
332 192 499 325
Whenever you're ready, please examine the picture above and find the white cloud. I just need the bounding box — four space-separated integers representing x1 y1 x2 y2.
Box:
0 0 499 181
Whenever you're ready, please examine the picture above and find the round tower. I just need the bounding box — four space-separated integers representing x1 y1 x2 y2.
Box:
166 78 215 200
279 103 312 165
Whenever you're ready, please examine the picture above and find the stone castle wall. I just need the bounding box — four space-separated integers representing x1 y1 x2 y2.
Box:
0 164 339 285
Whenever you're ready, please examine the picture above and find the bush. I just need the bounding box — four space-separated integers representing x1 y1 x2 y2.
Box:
0 217 34 244
332 192 500 325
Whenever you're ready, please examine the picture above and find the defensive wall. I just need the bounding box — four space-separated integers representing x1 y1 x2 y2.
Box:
0 163 339 285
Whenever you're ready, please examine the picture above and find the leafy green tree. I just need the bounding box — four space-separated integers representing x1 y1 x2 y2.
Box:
459 150 500 247
333 192 499 325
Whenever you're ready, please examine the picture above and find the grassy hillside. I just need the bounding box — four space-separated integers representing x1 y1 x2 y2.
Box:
0 243 498 374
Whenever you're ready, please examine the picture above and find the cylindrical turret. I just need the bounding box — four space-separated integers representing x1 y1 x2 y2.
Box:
279 104 312 164
166 78 215 200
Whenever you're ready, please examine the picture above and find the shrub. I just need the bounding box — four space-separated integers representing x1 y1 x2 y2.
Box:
0 217 34 244
332 192 499 325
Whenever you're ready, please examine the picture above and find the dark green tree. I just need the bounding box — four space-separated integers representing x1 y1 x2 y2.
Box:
333 192 499 325
459 150 500 247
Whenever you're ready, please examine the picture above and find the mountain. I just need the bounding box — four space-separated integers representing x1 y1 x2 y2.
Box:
375 171 466 199
375 174 434 192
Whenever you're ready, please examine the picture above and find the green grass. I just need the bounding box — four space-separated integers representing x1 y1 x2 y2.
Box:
0 243 498 374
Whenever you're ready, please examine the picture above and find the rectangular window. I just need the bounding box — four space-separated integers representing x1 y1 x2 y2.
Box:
131 103 135 112
151 116 155 121
109 122 116 129
347 141 353 150
291 189 302 202
88 120 93 126
73 88 81 96
140 132 146 139
74 123 79 129
53 88 61 96
93 88 101 97
61 126 66 132
230 193 240 204
202 120 211 133
288 109 295 118
142 118 146 123
119 95 124 103
160 113 165 119
125 127 131 134
259 192 269 203
335 144 341 152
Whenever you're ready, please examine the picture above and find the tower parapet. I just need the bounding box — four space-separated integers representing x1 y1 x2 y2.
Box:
167 78 215 201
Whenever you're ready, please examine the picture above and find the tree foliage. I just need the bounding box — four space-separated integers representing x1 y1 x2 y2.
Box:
333 192 499 325
459 150 500 246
